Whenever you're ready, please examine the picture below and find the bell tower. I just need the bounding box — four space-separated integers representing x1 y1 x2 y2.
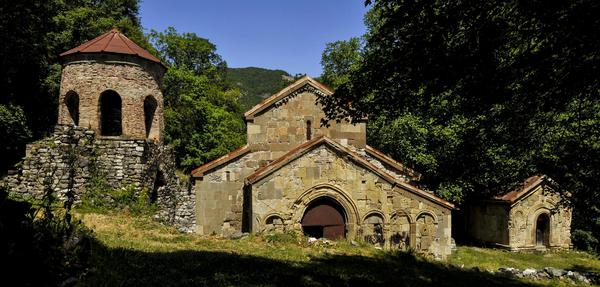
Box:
58 28 166 141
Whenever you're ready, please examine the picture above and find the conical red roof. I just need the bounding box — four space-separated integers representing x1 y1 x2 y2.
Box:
60 28 164 66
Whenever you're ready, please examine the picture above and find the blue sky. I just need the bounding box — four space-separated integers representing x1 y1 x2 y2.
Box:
139 0 368 77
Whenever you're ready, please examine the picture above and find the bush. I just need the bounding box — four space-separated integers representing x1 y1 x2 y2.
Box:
79 179 156 215
0 186 92 286
571 229 599 253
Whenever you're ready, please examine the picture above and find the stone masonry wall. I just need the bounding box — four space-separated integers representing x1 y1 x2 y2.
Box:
508 184 571 249
249 144 453 259
58 54 164 141
247 89 367 157
2 125 194 232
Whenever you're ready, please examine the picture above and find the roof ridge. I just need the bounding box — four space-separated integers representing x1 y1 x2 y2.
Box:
244 76 333 120
242 136 454 209
118 32 137 55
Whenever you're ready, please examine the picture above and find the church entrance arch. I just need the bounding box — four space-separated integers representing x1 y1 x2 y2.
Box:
301 197 346 239
535 213 550 247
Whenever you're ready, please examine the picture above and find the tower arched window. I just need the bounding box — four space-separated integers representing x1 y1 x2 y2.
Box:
99 90 122 136
144 95 158 138
64 91 79 126
306 120 312 141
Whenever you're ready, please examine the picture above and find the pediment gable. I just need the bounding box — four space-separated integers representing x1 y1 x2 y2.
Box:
244 76 333 121
245 136 454 209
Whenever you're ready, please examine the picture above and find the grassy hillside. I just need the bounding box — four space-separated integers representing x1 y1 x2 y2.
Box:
75 210 599 287
226 67 293 110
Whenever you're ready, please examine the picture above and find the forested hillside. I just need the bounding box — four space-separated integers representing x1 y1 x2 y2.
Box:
226 67 293 109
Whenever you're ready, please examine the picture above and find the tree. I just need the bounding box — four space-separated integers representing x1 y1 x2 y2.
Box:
320 38 363 89
0 0 149 173
150 28 245 171
319 0 600 251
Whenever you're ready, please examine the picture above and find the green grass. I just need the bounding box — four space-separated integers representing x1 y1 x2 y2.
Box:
450 246 600 273
75 210 599 287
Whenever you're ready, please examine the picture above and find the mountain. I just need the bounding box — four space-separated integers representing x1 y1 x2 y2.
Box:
226 67 294 110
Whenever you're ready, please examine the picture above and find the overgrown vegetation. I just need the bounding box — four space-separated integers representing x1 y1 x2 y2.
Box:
320 0 600 252
76 210 599 286
0 186 92 287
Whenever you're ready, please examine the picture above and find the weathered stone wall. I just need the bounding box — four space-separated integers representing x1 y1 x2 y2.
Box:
194 151 270 235
464 183 571 250
507 184 571 249
58 54 164 141
248 145 453 258
464 202 510 245
247 89 366 157
2 125 194 232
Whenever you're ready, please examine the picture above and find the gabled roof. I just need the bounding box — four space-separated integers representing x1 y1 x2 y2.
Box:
191 145 251 178
60 28 165 67
365 145 421 181
245 136 454 209
244 76 334 120
493 175 548 204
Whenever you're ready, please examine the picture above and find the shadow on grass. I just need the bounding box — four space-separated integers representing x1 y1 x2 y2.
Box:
82 239 538 287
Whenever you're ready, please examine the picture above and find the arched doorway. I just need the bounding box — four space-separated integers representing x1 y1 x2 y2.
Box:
536 213 550 247
301 197 346 239
144 95 157 138
64 91 79 125
99 90 122 136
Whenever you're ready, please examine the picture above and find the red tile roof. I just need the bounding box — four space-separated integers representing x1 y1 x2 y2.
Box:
244 136 454 209
60 28 165 67
494 175 546 204
244 76 334 120
364 145 421 181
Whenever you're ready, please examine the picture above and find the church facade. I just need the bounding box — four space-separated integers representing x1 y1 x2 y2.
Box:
192 77 455 258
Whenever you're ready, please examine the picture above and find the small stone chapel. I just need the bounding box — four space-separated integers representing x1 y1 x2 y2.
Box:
191 76 455 258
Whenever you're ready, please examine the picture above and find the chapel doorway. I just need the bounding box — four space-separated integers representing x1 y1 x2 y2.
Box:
301 197 346 239
535 213 550 247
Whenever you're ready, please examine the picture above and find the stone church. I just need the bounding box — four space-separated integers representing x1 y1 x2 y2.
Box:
191 76 455 258
2 29 573 259
461 175 572 250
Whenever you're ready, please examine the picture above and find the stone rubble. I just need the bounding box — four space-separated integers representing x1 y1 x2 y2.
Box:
494 267 597 284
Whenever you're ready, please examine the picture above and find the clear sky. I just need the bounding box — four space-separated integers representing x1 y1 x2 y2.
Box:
139 0 368 77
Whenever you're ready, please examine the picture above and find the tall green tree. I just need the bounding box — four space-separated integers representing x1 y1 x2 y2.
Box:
150 28 245 171
320 38 363 89
0 0 149 172
320 0 600 250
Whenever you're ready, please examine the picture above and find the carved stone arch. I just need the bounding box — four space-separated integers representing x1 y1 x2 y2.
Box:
389 211 412 250
362 210 387 223
529 207 552 247
415 210 439 224
261 213 286 233
362 211 385 246
415 211 438 253
291 183 360 238
64 90 79 125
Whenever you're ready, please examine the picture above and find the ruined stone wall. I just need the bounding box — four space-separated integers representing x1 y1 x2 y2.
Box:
507 184 571 249
2 125 194 232
58 54 164 141
249 145 453 258
247 90 366 157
